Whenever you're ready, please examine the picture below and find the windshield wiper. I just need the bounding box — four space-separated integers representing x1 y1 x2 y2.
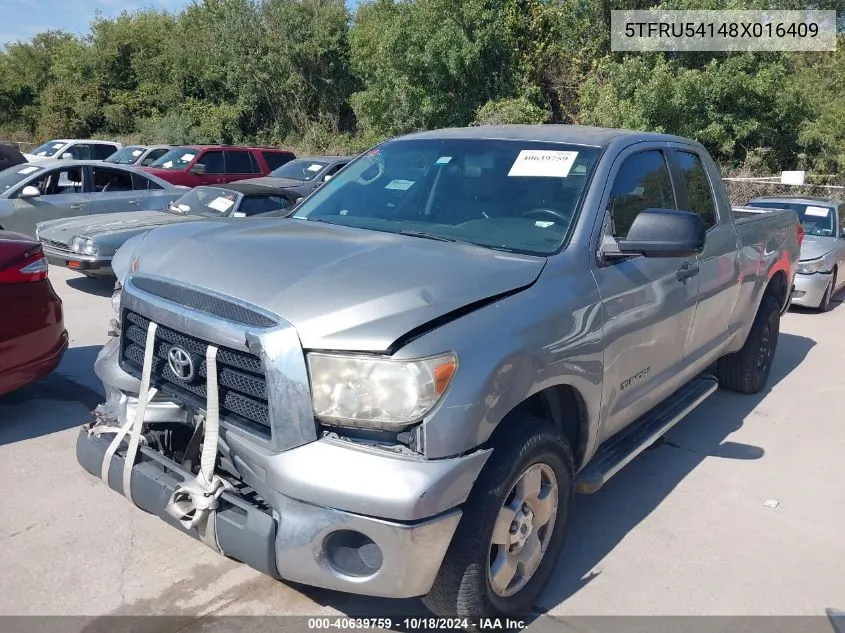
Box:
398 230 458 243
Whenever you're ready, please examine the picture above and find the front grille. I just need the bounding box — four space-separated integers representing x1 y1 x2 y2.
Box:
120 310 271 440
41 238 72 254
130 277 277 328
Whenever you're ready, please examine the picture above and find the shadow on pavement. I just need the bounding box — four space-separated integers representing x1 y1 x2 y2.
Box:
65 274 115 298
536 331 815 612
0 345 103 445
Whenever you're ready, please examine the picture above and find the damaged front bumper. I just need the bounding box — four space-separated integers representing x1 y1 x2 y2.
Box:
77 391 489 599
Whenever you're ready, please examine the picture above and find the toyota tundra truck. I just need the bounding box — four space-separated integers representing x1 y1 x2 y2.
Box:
76 125 801 618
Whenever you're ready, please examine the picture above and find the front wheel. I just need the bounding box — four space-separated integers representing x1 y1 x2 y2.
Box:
817 269 836 312
422 416 574 618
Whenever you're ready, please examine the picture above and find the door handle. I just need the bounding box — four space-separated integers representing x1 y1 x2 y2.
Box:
70 203 85 210
128 199 141 205
676 261 700 283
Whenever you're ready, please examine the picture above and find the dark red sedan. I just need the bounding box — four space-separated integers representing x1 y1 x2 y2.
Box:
0 231 67 396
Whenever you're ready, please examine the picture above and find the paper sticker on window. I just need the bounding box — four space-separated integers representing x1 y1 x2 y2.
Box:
132 150 143 157
207 197 235 213
18 166 38 174
52 143 64 150
385 179 415 191
435 156 452 165
162 161 174 168
805 205 830 217
180 153 196 162
307 164 323 172
508 150 578 178
535 220 555 228
177 204 191 212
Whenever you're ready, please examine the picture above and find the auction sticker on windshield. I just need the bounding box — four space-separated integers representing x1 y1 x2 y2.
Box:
18 166 39 174
307 164 323 172
181 153 196 162
508 150 579 178
805 206 830 217
207 197 235 213
385 179 415 190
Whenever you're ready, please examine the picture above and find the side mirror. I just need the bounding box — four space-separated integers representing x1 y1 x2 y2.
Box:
323 174 333 182
140 158 153 166
190 164 207 175
294 197 304 208
61 152 73 160
19 185 41 199
839 227 845 238
606 208 706 259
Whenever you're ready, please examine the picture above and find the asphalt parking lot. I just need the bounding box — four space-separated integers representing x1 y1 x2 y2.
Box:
1 265 844 622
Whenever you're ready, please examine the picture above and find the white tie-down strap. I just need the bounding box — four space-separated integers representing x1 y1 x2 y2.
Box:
98 322 159 506
165 344 232 547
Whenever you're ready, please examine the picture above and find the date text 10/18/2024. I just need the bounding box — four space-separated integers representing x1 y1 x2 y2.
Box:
308 618 528 630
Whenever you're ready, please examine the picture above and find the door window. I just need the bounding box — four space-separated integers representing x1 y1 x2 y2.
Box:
608 150 676 238
225 150 259 174
92 144 119 160
262 151 295 171
199 151 225 174
676 151 716 229
146 148 169 164
64 144 92 160
238 195 292 216
91 166 133 193
27 167 84 196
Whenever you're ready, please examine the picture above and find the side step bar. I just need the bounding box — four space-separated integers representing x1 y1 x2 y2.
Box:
575 374 719 493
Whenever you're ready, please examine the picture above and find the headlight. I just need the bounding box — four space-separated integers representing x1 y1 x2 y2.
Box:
111 284 122 317
83 238 98 255
307 352 458 429
797 258 824 275
71 236 85 253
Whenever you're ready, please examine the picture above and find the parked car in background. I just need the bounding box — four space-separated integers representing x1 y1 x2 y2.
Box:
745 196 845 311
103 145 172 167
0 160 183 237
0 231 67 397
24 139 123 163
37 181 298 278
140 145 296 187
0 142 26 171
79 125 800 617
243 156 351 199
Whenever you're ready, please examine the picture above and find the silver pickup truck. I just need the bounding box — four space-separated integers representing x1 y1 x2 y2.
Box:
76 126 800 618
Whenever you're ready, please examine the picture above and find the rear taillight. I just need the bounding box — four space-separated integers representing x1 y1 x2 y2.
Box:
797 224 805 246
0 248 49 283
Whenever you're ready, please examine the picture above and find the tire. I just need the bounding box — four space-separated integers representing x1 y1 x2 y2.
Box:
817 268 835 312
716 294 780 394
422 416 574 618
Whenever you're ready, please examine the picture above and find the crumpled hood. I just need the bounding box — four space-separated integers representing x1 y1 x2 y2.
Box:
800 235 837 261
125 219 546 351
38 211 200 242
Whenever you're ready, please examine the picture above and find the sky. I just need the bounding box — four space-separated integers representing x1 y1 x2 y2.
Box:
0 0 195 46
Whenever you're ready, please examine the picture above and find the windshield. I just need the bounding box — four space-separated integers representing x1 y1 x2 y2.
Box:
292 139 601 255
0 164 44 194
270 159 329 181
105 146 145 165
747 201 836 237
150 147 198 170
168 186 242 217
30 141 67 158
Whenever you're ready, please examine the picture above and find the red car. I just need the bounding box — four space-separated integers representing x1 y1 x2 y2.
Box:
140 145 295 187
0 231 67 396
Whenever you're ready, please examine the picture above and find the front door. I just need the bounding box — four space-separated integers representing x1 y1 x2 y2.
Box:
592 146 700 441
11 166 90 235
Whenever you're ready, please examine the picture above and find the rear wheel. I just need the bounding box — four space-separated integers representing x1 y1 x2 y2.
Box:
422 416 574 618
716 294 780 394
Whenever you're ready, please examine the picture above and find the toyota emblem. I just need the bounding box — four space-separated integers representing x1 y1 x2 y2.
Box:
167 345 195 381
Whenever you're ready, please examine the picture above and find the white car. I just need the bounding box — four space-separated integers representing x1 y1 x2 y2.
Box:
24 139 123 163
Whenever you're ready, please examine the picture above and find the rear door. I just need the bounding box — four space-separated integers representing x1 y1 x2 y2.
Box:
92 143 119 160
87 165 147 215
223 150 261 183
592 145 700 439
669 145 742 365
12 166 90 234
